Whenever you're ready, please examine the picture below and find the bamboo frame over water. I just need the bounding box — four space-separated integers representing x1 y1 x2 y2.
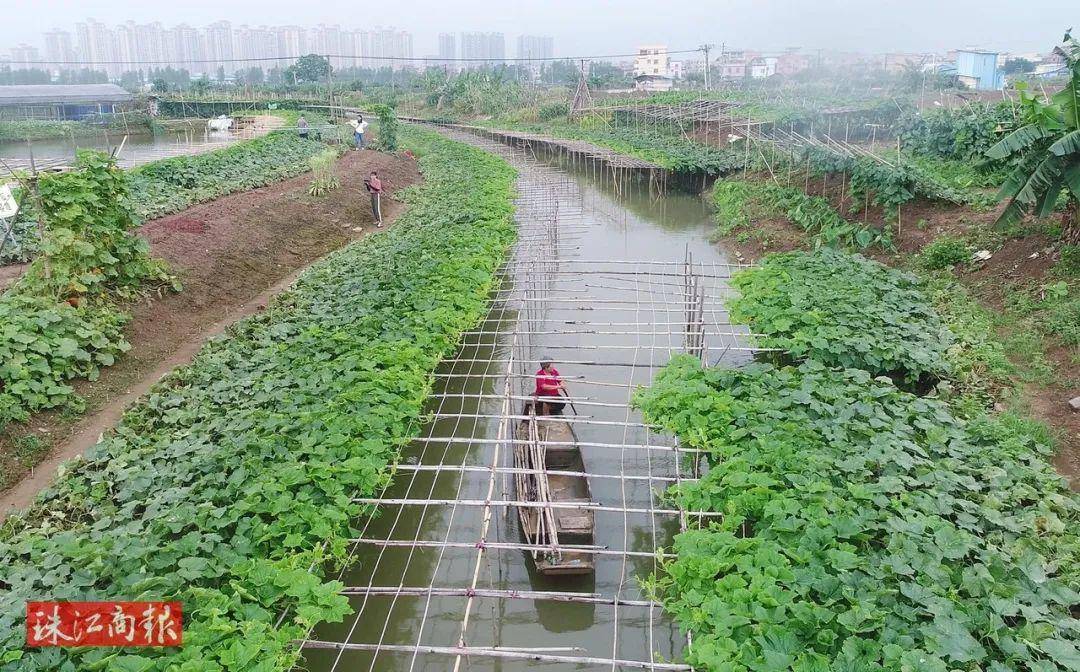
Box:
297 122 756 672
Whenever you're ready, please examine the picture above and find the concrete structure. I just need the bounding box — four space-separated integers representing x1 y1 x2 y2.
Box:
634 45 669 78
0 83 132 120
956 49 1003 90
460 32 505 68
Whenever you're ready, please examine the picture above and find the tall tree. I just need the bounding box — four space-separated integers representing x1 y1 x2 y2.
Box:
988 31 1080 244
288 54 331 84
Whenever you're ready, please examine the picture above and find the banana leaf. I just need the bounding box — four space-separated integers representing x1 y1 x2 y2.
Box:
986 124 1055 160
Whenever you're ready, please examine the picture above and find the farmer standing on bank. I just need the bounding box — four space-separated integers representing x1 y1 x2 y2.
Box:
364 170 383 227
350 115 368 149
534 357 567 415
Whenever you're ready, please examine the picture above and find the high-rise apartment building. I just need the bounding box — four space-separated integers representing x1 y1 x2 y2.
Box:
516 35 553 77
359 27 413 69
19 19 417 80
204 21 235 74
43 30 76 74
76 18 120 77
276 25 307 62
438 32 457 69
167 24 203 75
10 44 41 67
460 32 505 68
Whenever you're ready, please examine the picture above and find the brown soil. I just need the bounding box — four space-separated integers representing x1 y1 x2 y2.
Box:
0 262 28 292
713 174 1080 487
0 149 421 518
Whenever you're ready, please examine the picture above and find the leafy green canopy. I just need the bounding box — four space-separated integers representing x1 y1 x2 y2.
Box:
897 103 1017 164
638 356 1080 672
987 32 1080 234
712 179 892 251
730 250 953 383
0 127 516 671
129 130 329 220
1 152 173 429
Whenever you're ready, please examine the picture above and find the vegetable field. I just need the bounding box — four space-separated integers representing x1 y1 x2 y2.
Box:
638 249 1080 672
0 127 516 671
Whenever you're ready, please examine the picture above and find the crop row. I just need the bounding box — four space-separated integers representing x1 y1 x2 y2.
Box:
712 178 894 251
0 126 517 671
128 130 331 220
637 250 1080 672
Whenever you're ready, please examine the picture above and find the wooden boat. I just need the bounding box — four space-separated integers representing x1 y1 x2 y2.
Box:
513 404 595 575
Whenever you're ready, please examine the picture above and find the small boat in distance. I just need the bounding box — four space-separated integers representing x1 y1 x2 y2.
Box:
513 403 595 575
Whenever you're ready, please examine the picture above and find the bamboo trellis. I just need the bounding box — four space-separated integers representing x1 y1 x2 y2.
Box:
295 122 756 671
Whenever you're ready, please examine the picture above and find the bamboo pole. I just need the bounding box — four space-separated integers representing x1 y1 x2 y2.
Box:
301 641 693 670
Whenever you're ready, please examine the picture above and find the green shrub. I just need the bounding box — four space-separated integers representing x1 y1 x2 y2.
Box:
0 127 516 671
731 249 953 383
1055 245 1080 277
371 104 399 151
538 102 569 121
920 236 971 270
1046 296 1080 345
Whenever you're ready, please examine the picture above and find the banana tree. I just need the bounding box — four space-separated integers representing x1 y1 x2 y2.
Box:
987 31 1080 244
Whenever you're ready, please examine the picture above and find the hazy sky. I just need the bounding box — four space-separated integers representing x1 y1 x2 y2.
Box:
3 0 1075 57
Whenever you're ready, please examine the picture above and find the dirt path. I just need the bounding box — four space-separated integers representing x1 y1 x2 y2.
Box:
0 149 421 518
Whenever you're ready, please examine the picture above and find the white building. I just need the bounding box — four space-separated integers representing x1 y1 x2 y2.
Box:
748 56 778 78
634 45 669 77
634 45 673 91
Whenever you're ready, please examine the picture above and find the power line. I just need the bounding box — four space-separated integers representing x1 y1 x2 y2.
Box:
3 48 705 68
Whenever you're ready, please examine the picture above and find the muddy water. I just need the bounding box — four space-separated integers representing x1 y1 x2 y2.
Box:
302 150 742 671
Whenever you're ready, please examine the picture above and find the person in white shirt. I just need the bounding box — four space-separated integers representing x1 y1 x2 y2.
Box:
350 115 368 150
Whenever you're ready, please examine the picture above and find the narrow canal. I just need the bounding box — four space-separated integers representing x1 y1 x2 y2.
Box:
301 129 751 671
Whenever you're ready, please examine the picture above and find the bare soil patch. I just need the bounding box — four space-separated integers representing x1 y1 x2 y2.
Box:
0 149 421 516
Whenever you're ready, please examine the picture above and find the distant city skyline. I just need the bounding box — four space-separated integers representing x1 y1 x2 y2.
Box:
1 0 1071 61
0 19 566 78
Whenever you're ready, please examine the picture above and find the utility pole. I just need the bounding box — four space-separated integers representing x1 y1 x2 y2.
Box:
700 43 715 90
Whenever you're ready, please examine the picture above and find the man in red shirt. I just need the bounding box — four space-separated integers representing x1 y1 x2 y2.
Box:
534 357 566 415
364 170 383 227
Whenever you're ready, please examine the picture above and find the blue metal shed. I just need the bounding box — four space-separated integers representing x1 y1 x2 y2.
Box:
956 50 1003 91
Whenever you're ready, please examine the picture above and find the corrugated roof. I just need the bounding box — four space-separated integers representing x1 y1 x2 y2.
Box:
0 84 133 105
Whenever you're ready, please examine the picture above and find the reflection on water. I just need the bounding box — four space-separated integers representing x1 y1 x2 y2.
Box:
303 149 735 671
0 128 242 165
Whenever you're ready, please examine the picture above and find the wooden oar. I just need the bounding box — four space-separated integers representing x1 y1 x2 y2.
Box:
559 388 578 415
